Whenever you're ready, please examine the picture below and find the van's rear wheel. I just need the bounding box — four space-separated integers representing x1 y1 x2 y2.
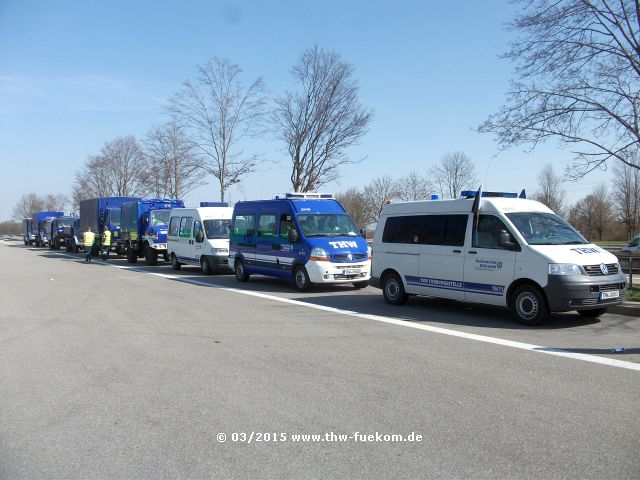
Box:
171 253 181 270
293 266 311 292
235 259 250 282
382 272 408 305
510 284 549 326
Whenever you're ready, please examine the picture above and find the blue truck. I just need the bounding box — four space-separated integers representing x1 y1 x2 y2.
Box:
79 197 140 255
48 216 79 250
32 211 64 247
120 198 184 265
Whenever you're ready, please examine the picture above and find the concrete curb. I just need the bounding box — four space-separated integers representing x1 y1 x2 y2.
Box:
609 301 640 317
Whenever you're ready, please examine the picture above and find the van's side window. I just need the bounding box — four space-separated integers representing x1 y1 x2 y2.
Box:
382 214 467 246
258 214 277 238
168 217 180 237
473 215 514 250
233 215 255 236
279 214 295 240
179 217 193 238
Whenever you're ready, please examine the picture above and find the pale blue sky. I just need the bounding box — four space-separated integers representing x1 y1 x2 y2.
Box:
0 0 612 221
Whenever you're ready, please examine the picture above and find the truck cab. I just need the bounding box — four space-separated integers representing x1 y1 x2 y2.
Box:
49 216 77 250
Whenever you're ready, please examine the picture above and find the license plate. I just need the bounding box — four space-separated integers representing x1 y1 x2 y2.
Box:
600 290 619 300
343 269 361 276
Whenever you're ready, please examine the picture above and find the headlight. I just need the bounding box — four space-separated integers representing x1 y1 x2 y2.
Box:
212 248 228 254
548 263 581 275
367 245 372 258
310 247 329 261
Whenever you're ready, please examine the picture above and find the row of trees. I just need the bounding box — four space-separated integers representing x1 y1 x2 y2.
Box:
72 46 372 208
12 193 69 220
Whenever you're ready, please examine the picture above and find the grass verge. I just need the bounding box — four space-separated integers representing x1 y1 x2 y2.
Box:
627 288 640 302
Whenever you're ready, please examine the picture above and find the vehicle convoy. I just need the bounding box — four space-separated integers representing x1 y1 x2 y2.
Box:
22 218 34 245
167 203 233 274
228 193 371 291
370 189 627 325
121 198 184 265
79 197 140 255
48 216 78 250
32 211 64 247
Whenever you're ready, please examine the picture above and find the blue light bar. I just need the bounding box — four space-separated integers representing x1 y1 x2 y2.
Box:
461 191 519 199
200 202 229 207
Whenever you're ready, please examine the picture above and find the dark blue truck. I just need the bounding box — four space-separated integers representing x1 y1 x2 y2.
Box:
79 197 140 255
48 216 78 250
32 211 64 247
121 198 184 265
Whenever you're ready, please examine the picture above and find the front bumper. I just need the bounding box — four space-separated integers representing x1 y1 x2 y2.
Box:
207 254 232 271
543 274 626 312
305 260 371 284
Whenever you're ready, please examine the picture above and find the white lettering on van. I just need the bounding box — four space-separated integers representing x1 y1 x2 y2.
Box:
328 241 358 249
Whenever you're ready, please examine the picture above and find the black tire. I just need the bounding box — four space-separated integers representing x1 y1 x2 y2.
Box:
171 253 181 270
24 239 28 245
510 284 549 326
382 272 408 305
353 280 369 289
126 246 137 264
201 256 212 275
235 259 250 282
293 266 311 292
145 245 158 266
578 308 608 318
163 252 170 262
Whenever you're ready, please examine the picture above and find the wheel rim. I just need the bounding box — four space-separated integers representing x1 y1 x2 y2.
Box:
295 269 307 288
516 291 538 320
385 277 400 301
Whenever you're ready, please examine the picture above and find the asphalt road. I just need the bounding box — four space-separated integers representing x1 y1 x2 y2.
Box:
1 241 638 479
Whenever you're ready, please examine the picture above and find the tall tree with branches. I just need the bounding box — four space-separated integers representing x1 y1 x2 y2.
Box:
167 58 266 202
143 122 204 199
273 45 373 192
12 193 45 220
430 152 478 199
612 161 640 238
531 163 566 215
362 176 400 224
480 0 640 178
396 171 433 201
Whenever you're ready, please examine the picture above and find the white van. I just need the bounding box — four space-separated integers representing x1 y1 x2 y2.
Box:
370 191 627 325
621 234 640 254
167 204 234 274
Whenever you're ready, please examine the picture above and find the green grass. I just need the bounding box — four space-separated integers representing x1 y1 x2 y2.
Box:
627 288 640 302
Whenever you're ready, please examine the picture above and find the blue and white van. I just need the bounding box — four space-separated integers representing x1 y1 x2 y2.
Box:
229 193 371 291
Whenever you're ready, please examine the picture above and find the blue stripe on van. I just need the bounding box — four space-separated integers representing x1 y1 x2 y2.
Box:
405 275 504 296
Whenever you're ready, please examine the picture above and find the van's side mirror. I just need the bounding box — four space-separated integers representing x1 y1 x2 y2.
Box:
360 228 366 238
288 228 299 243
498 230 516 250
195 230 204 243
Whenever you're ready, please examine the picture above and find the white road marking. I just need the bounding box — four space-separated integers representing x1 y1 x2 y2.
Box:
32 248 640 372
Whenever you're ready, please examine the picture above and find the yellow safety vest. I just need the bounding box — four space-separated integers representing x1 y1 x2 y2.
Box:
102 230 111 246
83 231 95 247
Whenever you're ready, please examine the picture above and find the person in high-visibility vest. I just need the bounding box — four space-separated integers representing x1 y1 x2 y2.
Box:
100 227 111 260
83 227 95 262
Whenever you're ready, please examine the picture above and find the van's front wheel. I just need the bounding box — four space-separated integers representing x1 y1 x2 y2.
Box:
170 253 181 270
510 284 549 326
293 266 311 292
382 272 408 305
235 259 250 282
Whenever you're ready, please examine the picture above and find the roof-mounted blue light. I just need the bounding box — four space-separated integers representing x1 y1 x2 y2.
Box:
200 202 229 207
275 192 334 200
461 191 519 199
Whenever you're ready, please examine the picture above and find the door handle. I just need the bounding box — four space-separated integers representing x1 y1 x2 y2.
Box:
452 249 461 253
468 250 477 254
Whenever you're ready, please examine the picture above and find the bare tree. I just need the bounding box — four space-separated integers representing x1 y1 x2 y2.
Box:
531 163 566 215
569 184 615 240
480 0 640 178
430 152 478 199
335 187 368 230
273 45 373 192
396 171 433 201
73 136 147 206
362 176 400 224
12 193 45 220
612 161 640 239
167 58 266 202
143 122 204 199
42 193 68 212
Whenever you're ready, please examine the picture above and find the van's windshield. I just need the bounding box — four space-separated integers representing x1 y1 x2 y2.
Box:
506 212 587 245
297 214 359 237
204 219 231 239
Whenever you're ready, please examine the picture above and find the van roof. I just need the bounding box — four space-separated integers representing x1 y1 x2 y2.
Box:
381 197 554 216
169 206 233 219
234 198 345 215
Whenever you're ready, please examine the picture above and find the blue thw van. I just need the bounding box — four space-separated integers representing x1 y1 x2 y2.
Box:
229 193 371 291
